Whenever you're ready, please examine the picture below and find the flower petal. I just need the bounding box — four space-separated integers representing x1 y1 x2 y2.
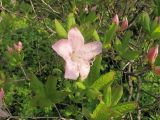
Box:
64 59 79 80
68 27 84 50
78 61 90 80
78 41 102 60
52 39 73 60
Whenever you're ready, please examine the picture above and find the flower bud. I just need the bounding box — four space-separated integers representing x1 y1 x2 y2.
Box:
121 17 128 31
7 46 14 53
14 41 23 52
147 45 159 65
0 88 4 99
112 14 119 25
154 66 160 75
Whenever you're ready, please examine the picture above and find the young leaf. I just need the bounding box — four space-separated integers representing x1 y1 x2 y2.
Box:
141 12 150 33
67 13 76 30
86 55 102 85
111 85 123 106
91 71 115 90
104 85 112 107
92 101 110 120
92 30 100 41
104 24 117 48
54 19 67 38
111 102 138 118
29 74 45 95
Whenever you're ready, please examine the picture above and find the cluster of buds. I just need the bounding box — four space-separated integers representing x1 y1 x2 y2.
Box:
7 41 23 53
147 45 160 75
112 14 128 32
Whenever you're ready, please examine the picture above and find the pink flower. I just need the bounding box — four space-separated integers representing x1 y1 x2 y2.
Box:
154 66 160 75
147 45 159 65
112 14 119 25
121 17 128 31
7 46 14 53
14 41 23 52
52 27 102 80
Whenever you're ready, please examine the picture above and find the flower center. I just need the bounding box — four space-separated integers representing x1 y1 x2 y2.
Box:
71 51 82 62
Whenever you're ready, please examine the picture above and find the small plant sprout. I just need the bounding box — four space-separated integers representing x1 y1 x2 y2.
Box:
52 27 102 80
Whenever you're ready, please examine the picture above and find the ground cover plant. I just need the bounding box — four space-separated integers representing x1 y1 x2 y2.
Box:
0 0 160 120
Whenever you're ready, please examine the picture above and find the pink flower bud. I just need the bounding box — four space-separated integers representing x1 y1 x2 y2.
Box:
147 45 159 64
154 66 160 75
14 41 23 52
7 46 14 53
121 17 128 31
0 88 4 100
112 14 119 25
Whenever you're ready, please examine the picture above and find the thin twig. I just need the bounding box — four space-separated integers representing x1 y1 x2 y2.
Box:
54 104 62 119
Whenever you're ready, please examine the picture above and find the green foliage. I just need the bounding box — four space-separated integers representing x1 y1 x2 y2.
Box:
54 19 67 38
91 71 115 90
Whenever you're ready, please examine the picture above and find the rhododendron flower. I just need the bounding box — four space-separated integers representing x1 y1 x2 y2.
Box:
0 88 10 118
147 45 159 65
112 14 119 25
52 27 102 80
121 17 128 31
14 41 23 52
154 66 160 75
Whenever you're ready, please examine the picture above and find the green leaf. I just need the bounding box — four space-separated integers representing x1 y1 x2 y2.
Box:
151 25 160 39
67 13 76 30
86 55 102 85
85 12 97 24
29 74 45 95
92 101 137 120
45 76 66 103
121 31 132 49
54 19 67 38
112 102 138 118
92 102 110 120
122 50 140 60
91 71 115 90
104 24 117 48
104 86 112 107
141 12 150 33
111 85 123 106
92 30 100 41
32 95 52 107
45 76 57 97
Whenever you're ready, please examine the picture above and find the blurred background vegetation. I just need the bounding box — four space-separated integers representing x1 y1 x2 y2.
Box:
0 0 160 119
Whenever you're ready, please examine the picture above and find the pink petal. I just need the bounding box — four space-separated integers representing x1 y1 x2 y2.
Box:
64 59 79 80
68 27 84 50
78 61 90 80
147 45 159 64
79 41 102 60
52 39 73 60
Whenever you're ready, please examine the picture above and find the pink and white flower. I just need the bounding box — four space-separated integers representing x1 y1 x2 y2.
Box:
52 27 102 80
14 41 23 52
